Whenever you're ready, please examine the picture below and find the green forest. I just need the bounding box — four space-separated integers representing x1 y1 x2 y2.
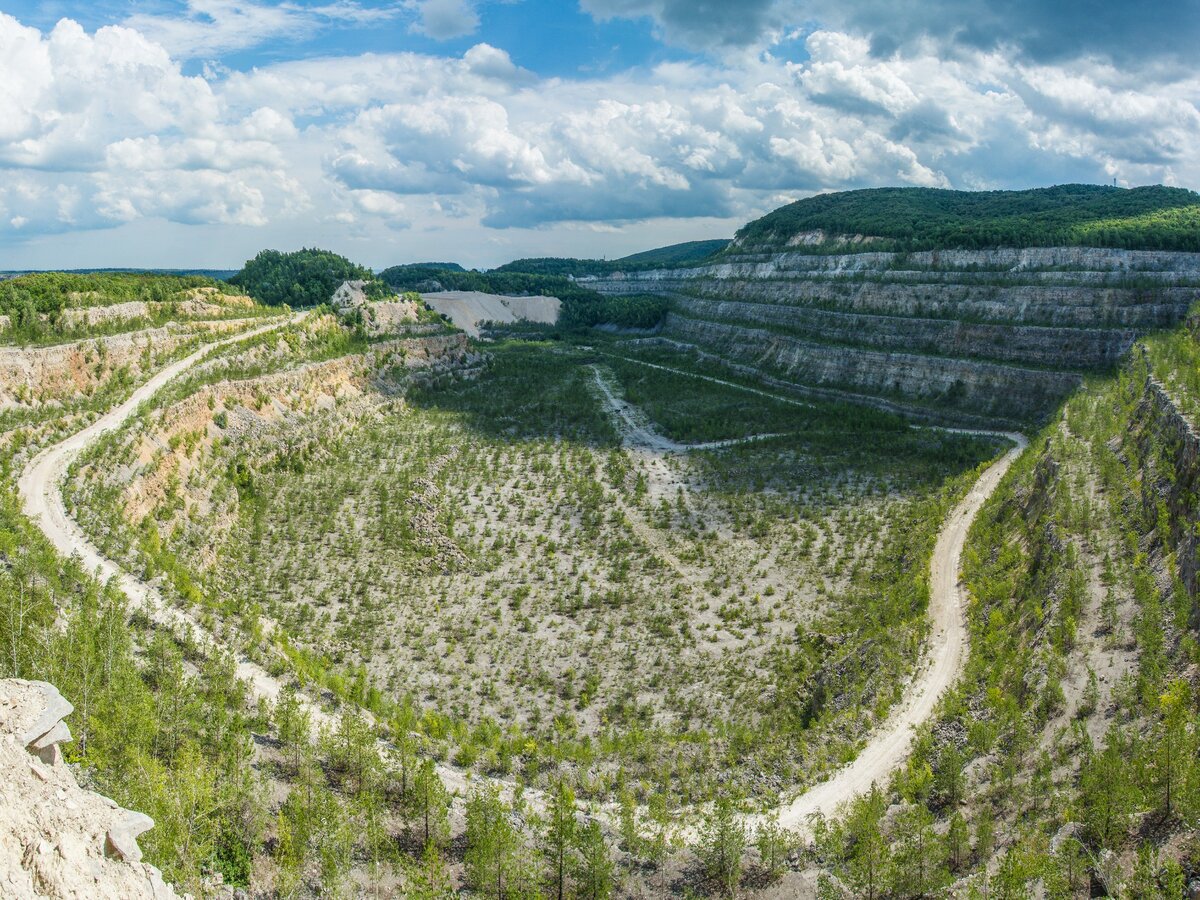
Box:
734 184 1200 252
231 248 384 307
493 239 729 277
0 272 233 316
380 265 669 330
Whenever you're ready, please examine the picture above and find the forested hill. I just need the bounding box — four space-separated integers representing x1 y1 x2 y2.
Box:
732 184 1200 252
378 264 668 330
231 248 382 307
494 239 730 276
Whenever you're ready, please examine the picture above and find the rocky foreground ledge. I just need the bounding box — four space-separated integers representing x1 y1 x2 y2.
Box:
0 679 179 899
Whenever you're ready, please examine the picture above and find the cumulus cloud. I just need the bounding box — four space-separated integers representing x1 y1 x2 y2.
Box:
578 0 1200 65
409 0 479 39
579 0 786 50
0 11 307 237
842 0 1200 66
125 0 403 58
0 9 1197 250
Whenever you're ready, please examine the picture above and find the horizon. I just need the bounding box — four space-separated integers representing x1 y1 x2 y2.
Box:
1 1 1198 270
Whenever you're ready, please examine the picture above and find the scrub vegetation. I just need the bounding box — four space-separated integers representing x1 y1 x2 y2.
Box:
5 189 1200 897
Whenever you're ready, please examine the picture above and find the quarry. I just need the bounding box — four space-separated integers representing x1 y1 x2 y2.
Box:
3 186 1200 898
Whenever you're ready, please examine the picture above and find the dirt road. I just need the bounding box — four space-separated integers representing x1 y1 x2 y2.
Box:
15 314 486 799
21 322 1027 836
590 358 1028 833
18 317 295 667
772 430 1026 831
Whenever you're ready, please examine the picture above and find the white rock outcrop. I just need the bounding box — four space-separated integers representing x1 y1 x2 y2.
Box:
0 679 181 899
332 280 419 334
331 279 369 311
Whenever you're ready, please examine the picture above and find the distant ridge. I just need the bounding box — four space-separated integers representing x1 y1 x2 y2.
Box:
494 238 731 277
1 268 239 281
733 184 1200 253
405 261 466 272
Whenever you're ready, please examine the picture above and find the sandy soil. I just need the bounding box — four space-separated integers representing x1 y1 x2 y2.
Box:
422 291 560 337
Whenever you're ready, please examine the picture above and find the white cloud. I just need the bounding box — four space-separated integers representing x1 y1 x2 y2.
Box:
0 12 306 237
463 43 534 84
125 0 404 58
409 0 479 39
0 9 1197 259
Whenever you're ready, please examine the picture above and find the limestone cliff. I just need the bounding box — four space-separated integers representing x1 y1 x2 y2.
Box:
589 246 1200 423
0 679 179 899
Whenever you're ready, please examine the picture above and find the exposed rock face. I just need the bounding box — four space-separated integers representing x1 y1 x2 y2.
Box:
0 320 254 410
361 300 419 335
670 295 1137 368
421 291 561 338
59 289 256 329
331 280 369 311
1128 365 1200 603
660 314 1081 425
588 246 1200 423
331 280 420 335
0 679 180 899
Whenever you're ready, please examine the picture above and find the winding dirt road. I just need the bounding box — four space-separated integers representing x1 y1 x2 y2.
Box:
20 322 1026 836
774 429 1026 831
15 314 484 798
591 358 1027 832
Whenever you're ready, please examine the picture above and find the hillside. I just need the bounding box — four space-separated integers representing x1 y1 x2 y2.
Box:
589 187 1200 426
231 248 383 307
730 184 1200 253
2 189 1200 899
493 239 731 277
0 272 270 345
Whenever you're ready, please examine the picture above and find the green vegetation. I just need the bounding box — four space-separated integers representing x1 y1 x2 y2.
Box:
617 239 731 268
734 184 1200 252
557 293 667 330
0 271 267 344
496 239 730 276
808 305 1200 895
65 323 998 836
14 251 1200 894
380 265 669 330
232 247 384 307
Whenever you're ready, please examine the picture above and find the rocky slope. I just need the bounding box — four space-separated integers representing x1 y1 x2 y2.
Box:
589 246 1200 425
0 320 254 411
0 680 178 899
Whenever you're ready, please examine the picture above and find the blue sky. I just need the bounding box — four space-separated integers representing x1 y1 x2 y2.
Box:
0 0 1196 270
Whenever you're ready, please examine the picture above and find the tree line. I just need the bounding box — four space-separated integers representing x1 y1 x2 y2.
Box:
735 184 1200 252
232 248 388 308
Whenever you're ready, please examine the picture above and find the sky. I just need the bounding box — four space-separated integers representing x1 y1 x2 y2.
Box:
0 0 1197 270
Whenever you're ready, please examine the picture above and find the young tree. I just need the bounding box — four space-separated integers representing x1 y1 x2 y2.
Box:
410 758 452 849
696 798 746 899
275 685 311 774
322 708 376 797
617 787 641 856
405 842 455 899
1155 679 1194 819
574 820 615 900
946 812 970 873
466 785 518 900
888 803 947 898
544 779 578 900
754 817 794 882
645 793 676 898
846 786 889 900
1079 727 1139 848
